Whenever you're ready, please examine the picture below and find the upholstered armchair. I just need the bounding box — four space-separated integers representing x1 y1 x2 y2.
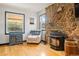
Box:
27 30 41 44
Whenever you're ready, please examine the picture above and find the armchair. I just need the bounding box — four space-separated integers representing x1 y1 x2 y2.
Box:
27 30 41 44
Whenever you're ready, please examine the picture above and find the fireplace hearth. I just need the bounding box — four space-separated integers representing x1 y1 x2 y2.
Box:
49 31 67 51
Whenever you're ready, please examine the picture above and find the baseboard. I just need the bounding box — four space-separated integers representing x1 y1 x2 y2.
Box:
0 40 27 46
0 43 9 46
23 40 27 42
41 40 47 44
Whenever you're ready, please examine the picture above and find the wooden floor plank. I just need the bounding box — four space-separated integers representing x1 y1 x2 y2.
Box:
0 43 65 56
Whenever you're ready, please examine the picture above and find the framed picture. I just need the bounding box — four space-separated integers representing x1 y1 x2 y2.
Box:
30 17 34 24
5 11 25 34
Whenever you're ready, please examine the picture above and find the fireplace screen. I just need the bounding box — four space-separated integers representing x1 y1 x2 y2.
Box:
50 38 60 46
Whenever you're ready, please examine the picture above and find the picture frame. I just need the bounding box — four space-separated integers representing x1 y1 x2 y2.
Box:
30 17 34 24
5 11 25 34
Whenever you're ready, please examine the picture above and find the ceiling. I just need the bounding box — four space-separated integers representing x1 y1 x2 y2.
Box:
0 3 52 13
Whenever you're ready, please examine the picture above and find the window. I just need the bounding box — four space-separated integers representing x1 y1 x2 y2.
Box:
5 11 25 34
39 14 47 29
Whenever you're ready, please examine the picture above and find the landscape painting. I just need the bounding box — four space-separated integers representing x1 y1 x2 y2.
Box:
5 11 25 34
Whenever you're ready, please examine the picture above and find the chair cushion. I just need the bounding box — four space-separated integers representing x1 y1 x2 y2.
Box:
28 35 40 38
30 31 40 35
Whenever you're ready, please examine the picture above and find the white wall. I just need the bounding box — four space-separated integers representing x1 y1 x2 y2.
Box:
0 6 38 44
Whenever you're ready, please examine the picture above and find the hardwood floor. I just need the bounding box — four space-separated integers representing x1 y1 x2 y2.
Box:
0 43 65 56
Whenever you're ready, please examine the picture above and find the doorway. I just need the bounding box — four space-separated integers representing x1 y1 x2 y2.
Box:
39 14 47 43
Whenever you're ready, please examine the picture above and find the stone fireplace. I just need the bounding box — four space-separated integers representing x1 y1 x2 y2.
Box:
45 3 77 44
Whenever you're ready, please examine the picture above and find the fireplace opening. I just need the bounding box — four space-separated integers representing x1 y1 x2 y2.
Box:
49 31 67 51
